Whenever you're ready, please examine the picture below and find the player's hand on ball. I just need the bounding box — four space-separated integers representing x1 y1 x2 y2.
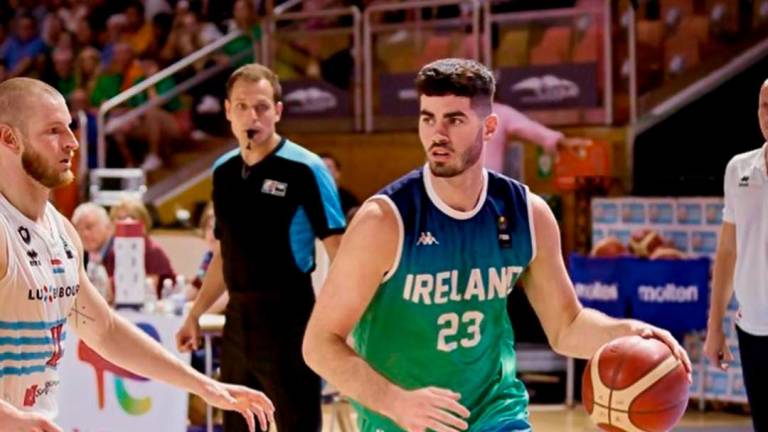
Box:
199 380 275 432
385 386 470 432
628 320 692 377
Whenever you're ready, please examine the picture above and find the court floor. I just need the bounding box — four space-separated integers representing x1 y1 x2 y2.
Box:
322 404 754 432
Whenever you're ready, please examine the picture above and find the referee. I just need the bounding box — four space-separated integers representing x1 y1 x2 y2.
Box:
177 63 345 432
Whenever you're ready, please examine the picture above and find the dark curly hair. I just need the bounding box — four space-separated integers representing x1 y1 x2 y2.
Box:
415 58 495 115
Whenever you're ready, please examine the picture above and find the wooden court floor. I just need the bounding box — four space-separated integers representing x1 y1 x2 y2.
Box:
321 403 754 432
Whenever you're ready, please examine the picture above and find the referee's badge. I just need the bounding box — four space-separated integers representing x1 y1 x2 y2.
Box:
261 179 288 197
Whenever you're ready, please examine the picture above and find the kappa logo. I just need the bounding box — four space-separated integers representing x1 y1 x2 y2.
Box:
738 175 750 187
261 179 288 197
416 231 439 246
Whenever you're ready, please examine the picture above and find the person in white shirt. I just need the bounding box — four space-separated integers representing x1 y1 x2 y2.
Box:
704 79 768 432
0 77 274 432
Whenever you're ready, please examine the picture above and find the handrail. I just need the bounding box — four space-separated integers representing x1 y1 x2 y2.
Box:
273 0 302 15
270 6 359 21
489 6 603 23
96 29 247 167
363 0 480 132
486 3 613 125
103 49 252 136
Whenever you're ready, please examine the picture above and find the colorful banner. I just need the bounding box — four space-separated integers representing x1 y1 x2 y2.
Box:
568 255 624 318
624 257 710 333
56 311 189 432
569 256 710 334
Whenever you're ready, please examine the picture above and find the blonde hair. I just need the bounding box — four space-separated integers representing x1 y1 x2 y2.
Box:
0 78 63 133
110 198 153 230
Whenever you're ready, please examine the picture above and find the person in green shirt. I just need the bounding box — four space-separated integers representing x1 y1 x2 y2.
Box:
89 43 182 170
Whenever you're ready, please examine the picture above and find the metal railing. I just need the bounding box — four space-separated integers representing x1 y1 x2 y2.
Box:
363 0 481 132
485 1 613 126
96 29 258 167
262 6 363 130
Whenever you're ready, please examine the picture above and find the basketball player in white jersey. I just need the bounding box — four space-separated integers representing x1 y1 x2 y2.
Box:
0 78 274 432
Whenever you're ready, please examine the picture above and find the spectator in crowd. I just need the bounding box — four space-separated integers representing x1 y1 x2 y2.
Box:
41 13 65 49
91 43 182 170
486 101 590 175
75 46 101 96
72 201 114 269
187 201 229 312
124 1 155 56
320 152 360 219
69 88 99 169
4 13 46 77
72 198 177 299
107 197 177 294
100 13 128 67
44 46 77 98
74 18 95 48
223 0 262 67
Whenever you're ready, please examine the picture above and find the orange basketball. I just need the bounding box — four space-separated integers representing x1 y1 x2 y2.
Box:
591 236 627 258
582 336 689 432
628 229 664 258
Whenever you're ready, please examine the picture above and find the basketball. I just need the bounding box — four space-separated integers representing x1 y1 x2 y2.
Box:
591 236 628 257
582 335 689 432
628 229 664 258
649 246 685 260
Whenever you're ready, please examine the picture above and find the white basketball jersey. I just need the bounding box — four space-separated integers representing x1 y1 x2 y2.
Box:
0 193 79 417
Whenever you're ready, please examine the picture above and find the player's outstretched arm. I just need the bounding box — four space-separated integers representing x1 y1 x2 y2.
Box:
522 194 691 373
303 199 470 432
0 397 62 432
61 220 274 432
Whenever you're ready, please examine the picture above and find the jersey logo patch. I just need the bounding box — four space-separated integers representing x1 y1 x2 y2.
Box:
27 249 41 266
18 226 31 244
261 179 288 197
738 175 750 187
416 231 439 246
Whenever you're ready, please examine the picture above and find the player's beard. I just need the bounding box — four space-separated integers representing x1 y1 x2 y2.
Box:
429 128 484 178
21 137 74 189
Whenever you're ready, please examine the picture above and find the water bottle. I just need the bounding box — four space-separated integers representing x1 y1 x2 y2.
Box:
171 275 187 315
143 277 158 313
161 278 174 299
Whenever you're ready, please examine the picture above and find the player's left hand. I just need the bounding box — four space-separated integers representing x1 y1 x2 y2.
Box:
199 380 275 432
627 320 692 377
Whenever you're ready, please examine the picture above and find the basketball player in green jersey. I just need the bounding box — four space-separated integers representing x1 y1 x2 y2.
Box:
303 59 691 432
